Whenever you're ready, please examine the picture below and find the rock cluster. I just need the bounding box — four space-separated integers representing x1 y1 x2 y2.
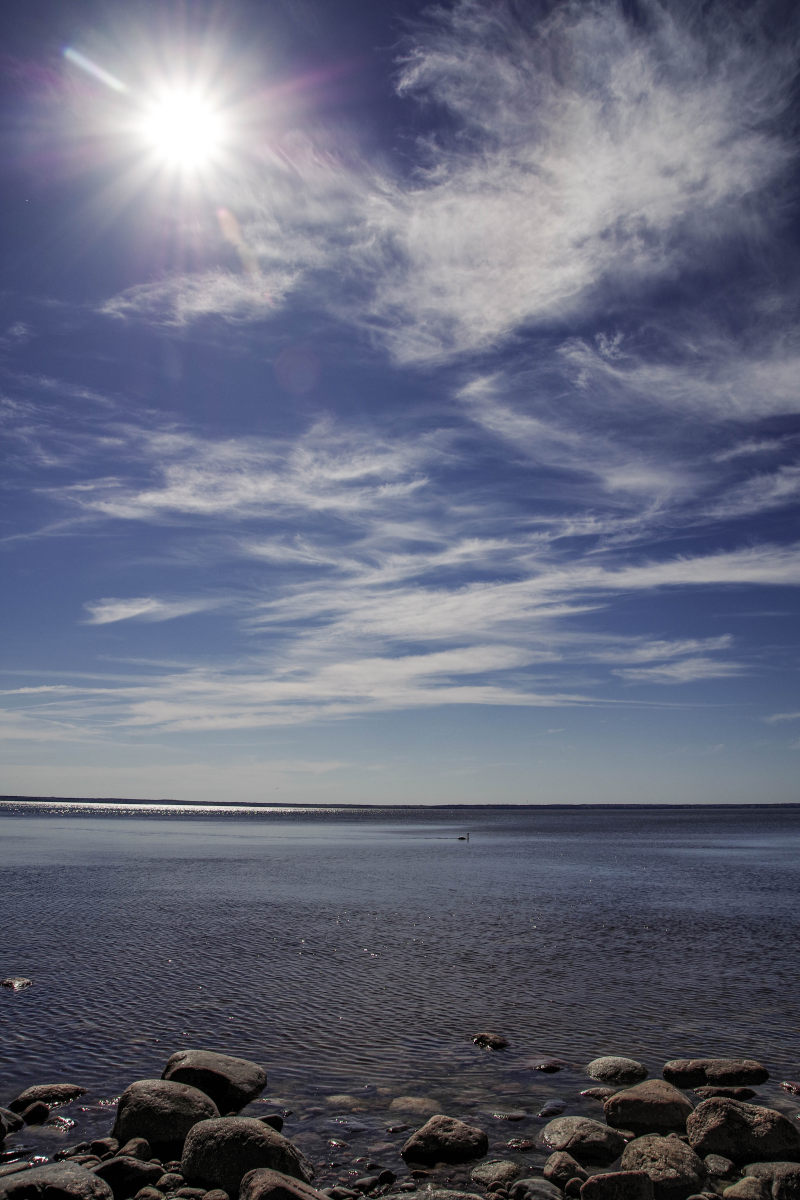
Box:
1 1046 797 1200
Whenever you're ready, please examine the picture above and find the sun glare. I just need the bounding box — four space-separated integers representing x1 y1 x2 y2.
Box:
138 88 226 171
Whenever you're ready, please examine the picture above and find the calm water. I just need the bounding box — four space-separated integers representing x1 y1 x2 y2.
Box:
2 802 799 1166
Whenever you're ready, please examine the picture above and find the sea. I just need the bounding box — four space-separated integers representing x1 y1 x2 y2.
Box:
1 800 799 1170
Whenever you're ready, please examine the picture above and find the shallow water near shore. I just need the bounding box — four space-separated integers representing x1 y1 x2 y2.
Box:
2 802 799 1169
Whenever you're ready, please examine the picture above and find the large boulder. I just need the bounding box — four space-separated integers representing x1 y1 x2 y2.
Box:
743 1162 800 1200
620 1135 706 1200
162 1050 267 1114
239 1170 330 1200
181 1117 313 1196
687 1099 800 1164
400 1115 489 1165
8 1084 87 1112
581 1171 655 1200
663 1061 768 1089
0 1161 113 1200
587 1058 648 1087
605 1081 694 1135
540 1117 627 1165
111 1079 219 1154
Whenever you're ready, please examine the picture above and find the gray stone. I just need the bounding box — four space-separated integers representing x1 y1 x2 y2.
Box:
742 1163 800 1200
722 1181 769 1200
132 1188 163 1200
581 1171 655 1200
687 1100 800 1165
471 1161 521 1187
587 1059 648 1087
620 1135 706 1200
400 1115 488 1165
663 1062 769 1089
540 1117 627 1165
9 1084 87 1112
162 1052 267 1115
0 1161 113 1200
581 1090 617 1102
508 1181 564 1200
182 1118 313 1196
694 1088 756 1102
239 1175 330 1200
92 1157 164 1199
543 1152 588 1188
605 1081 694 1136
205 1191 231 1200
112 1081 219 1154
704 1155 735 1177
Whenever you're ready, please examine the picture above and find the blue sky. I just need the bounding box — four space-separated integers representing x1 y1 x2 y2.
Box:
2 0 800 804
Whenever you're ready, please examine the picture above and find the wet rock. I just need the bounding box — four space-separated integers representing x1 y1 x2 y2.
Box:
694 1088 756 1101
0 1164 34 1181
90 1139 120 1160
113 1081 219 1155
663 1062 769 1089
605 1081 694 1136
687 1099 800 1164
580 1090 617 1102
0 1109 24 1138
543 1151 588 1188
162 1052 267 1116
703 1155 735 1177
0 1161 114 1200
540 1117 627 1165
742 1162 800 1200
587 1059 648 1087
529 1060 568 1074
20 1102 50 1127
490 1112 527 1123
508 1179 563 1200
505 1140 536 1153
9 1084 87 1112
182 1117 313 1196
400 1116 488 1166
473 1034 509 1051
581 1171 655 1200
118 1139 153 1161
722 1180 769 1200
781 1085 800 1098
93 1155 165 1198
389 1099 442 1118
0 978 32 991
620 1135 706 1200
537 1102 566 1119
471 1161 522 1188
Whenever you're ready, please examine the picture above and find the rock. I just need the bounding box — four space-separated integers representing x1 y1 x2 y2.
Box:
0 1108 24 1138
389 1099 442 1118
537 1101 566 1119
400 1115 488 1165
118 1139 153 1161
93 1156 165 1198
0 978 32 991
427 1192 486 1200
581 1171 655 1200
704 1155 735 1177
90 1139 120 1159
604 1081 694 1136
239 1175 332 1200
157 1174 186 1190
471 1161 522 1187
473 1034 509 1051
694 1088 756 1101
529 1060 569 1074
581 1089 617 1102
663 1062 769 1089
9 1084 87 1112
163 1052 267 1115
722 1181 769 1200
205 1191 231 1200
587 1059 648 1087
543 1152 588 1188
20 1102 50 1126
781 1085 800 1097
540 1117 627 1165
742 1162 800 1200
182 1117 313 1196
505 1139 536 1152
0 1165 34 1181
508 1179 563 1200
113 1081 219 1154
687 1100 800 1164
132 1188 163 1200
620 1135 706 1200
0 1161 114 1200
490 1110 527 1122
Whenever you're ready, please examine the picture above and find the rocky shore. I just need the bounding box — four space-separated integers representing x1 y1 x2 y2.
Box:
2 1046 800 1200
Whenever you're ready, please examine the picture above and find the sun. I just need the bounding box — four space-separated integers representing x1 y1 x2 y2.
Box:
137 87 227 172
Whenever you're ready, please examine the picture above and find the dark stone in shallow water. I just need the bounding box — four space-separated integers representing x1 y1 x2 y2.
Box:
9 1084 87 1113
687 1099 800 1164
663 1061 769 1089
162 1051 267 1116
239 1168 330 1200
181 1117 314 1197
0 978 32 991
473 1034 509 1051
113 1081 219 1155
401 1115 489 1165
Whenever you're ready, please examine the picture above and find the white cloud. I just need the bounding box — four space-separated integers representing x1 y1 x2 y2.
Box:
764 711 800 724
614 657 745 684
83 596 221 625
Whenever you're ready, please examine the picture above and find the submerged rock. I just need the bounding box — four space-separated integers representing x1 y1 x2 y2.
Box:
620 1135 706 1200
112 1080 219 1155
686 1099 800 1164
470 1160 522 1187
473 1033 509 1051
587 1059 648 1087
604 1080 694 1135
388 1098 442 1117
663 1061 769 1089
0 978 32 991
162 1051 267 1115
400 1115 489 1165
181 1117 314 1196
540 1117 627 1165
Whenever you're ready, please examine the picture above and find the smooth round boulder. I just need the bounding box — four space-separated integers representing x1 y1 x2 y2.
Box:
239 1169 329 1200
400 1114 489 1165
181 1117 313 1196
471 1160 522 1187
587 1058 648 1086
112 1080 219 1154
0 1161 114 1200
723 1181 769 1200
621 1136 706 1200
663 1061 768 1089
162 1051 267 1114
9 1083 87 1112
544 1152 588 1188
540 1116 627 1165
581 1171 655 1200
605 1080 694 1135
687 1099 800 1164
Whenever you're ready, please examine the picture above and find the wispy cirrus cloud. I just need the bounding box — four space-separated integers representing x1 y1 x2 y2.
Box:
83 596 223 624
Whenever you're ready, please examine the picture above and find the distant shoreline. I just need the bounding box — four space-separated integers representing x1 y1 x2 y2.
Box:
2 795 799 810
